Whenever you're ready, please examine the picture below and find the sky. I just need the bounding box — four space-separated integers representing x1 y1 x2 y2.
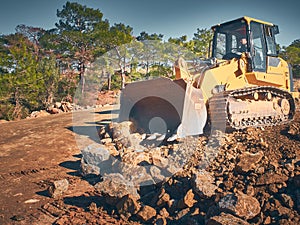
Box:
0 0 299 47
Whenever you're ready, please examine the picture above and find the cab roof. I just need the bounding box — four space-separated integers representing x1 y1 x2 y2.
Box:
211 16 274 30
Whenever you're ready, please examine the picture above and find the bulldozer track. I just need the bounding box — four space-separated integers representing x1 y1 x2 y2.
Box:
0 166 56 180
208 86 296 131
208 92 230 131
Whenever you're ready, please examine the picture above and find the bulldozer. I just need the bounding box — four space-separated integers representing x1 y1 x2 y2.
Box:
118 16 297 141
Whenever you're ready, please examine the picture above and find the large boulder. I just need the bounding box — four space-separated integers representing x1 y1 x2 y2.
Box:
217 192 261 220
256 172 289 185
94 173 140 204
235 151 264 173
80 143 113 175
192 170 218 198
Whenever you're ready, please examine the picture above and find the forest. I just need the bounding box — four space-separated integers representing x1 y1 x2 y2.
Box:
0 1 299 120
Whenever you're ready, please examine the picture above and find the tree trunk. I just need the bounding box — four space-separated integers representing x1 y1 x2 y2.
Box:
146 61 150 77
120 68 125 89
46 91 54 106
79 61 86 94
12 88 22 120
107 72 111 90
114 46 126 89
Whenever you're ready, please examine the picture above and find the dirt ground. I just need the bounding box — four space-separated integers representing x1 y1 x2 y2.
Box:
0 105 132 225
0 86 299 224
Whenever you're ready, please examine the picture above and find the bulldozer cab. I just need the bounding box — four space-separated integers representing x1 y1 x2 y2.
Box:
211 16 279 73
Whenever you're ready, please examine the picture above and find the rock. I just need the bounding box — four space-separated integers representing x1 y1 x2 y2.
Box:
128 133 146 148
264 216 271 224
80 158 101 176
217 192 261 220
256 172 289 185
236 151 263 173
98 126 107 138
29 110 50 118
48 179 69 198
64 102 73 111
177 189 196 209
256 166 265 174
223 180 234 190
268 183 278 194
277 206 291 216
110 121 128 135
88 202 98 213
120 163 154 187
80 143 112 175
284 163 295 172
137 205 157 222
280 193 294 208
193 170 218 198
111 122 139 146
105 143 119 157
150 166 166 183
159 208 169 218
47 106 60 114
245 185 255 196
157 191 171 208
174 208 190 220
121 151 151 166
116 194 141 217
151 151 169 168
101 138 112 144
94 173 139 205
206 212 250 225
54 102 62 109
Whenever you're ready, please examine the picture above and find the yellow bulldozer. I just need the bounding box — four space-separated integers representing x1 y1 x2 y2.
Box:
118 16 298 141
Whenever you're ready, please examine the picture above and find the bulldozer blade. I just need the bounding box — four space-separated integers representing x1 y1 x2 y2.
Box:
118 77 207 139
118 77 186 135
176 83 207 138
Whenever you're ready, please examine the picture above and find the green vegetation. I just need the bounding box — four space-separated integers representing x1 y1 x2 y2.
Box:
1 1 299 120
279 39 300 78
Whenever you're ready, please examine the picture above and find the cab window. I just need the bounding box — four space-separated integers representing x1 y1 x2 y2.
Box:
265 26 277 56
212 20 248 60
250 22 266 71
215 33 226 58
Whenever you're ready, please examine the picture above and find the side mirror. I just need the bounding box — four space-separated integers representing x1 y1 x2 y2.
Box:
273 25 279 35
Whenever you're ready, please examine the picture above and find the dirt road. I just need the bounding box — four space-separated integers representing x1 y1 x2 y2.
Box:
0 106 124 224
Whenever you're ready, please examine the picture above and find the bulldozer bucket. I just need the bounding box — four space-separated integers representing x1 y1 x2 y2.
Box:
118 77 207 139
177 82 207 138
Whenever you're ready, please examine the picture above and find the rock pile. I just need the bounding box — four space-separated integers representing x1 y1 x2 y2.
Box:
27 110 50 118
80 114 300 224
47 101 73 114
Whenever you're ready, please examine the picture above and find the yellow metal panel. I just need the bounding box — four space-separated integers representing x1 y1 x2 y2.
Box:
243 16 274 26
200 59 249 101
245 71 287 89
